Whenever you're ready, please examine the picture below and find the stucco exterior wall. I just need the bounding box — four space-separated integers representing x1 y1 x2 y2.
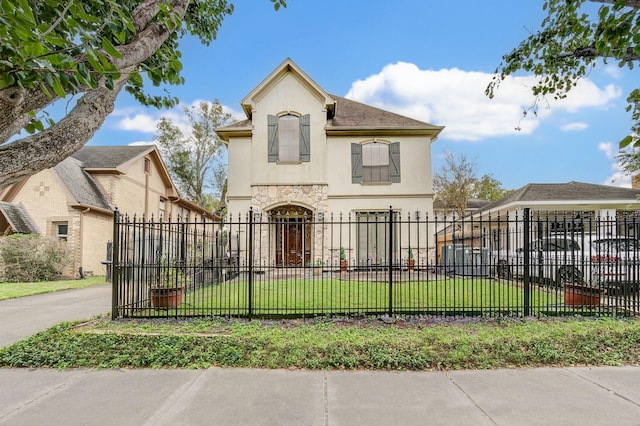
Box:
249 73 328 186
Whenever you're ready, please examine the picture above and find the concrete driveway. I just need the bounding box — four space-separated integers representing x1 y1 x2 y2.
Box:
0 284 111 347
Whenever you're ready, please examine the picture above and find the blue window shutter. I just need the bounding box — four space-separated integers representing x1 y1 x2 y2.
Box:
389 142 401 183
268 115 278 162
351 143 362 183
299 114 310 162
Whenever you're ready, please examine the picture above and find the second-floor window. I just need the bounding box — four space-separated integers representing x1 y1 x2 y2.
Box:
351 142 401 184
362 143 390 183
268 114 310 163
278 115 300 161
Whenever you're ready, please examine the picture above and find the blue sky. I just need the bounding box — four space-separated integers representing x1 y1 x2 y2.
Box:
88 0 636 190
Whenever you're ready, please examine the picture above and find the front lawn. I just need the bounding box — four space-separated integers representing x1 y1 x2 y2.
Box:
124 276 564 317
0 276 107 300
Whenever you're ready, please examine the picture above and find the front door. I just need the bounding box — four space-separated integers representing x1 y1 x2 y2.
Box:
272 206 312 266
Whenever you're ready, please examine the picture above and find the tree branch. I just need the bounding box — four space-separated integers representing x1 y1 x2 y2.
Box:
555 45 640 62
0 69 133 189
589 0 640 9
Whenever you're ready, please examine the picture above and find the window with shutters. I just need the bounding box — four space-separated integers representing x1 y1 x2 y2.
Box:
268 114 311 162
351 142 401 184
278 115 300 161
362 143 389 183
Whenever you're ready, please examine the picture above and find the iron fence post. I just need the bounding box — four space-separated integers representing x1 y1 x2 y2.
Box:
111 208 120 319
523 208 530 316
248 208 254 317
388 206 394 316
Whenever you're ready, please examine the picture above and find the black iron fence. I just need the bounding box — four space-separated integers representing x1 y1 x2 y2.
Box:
111 208 640 319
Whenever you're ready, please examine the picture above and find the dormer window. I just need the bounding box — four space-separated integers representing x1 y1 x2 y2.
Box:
268 114 310 163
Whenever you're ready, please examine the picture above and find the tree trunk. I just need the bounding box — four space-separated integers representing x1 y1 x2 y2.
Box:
0 0 191 191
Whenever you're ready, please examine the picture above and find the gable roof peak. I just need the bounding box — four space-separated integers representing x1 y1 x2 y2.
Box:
240 58 336 119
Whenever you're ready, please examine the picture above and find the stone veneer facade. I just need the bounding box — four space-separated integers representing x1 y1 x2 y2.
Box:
250 184 329 213
250 184 331 266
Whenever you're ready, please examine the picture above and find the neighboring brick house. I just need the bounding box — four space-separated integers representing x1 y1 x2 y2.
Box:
215 58 444 267
0 145 211 277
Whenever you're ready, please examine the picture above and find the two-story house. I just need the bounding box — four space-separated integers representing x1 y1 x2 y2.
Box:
215 59 444 267
0 145 211 278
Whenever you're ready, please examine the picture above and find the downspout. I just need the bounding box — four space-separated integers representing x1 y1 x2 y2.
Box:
79 207 91 277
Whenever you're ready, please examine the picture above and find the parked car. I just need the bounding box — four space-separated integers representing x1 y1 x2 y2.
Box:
494 236 586 286
588 237 640 295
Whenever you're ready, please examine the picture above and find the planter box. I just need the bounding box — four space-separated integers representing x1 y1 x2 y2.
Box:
564 284 603 307
150 286 185 309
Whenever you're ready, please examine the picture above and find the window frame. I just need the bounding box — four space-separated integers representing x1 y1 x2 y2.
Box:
267 113 311 163
351 141 401 184
55 222 68 241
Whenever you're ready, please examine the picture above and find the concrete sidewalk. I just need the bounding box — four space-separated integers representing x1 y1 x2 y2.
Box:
1 286 640 425
1 366 639 425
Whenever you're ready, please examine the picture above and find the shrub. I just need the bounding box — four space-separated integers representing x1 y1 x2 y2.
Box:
0 234 68 282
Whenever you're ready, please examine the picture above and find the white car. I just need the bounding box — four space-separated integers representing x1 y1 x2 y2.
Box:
588 237 640 295
495 236 586 286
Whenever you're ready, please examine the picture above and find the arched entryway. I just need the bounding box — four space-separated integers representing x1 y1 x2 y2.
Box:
269 205 312 267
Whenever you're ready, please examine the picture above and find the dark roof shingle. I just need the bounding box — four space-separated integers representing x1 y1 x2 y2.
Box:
54 157 113 210
478 181 640 213
71 145 154 168
0 202 39 233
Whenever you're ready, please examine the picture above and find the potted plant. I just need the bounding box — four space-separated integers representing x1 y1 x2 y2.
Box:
150 256 186 309
339 247 348 272
313 258 324 276
564 283 604 307
406 247 415 272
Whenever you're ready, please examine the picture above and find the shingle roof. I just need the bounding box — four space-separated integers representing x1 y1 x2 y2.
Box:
71 145 154 168
54 157 112 210
327 95 440 129
477 181 640 213
215 95 444 138
0 201 39 233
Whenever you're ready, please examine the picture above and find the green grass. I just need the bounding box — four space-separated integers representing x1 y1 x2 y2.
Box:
0 276 107 300
125 277 562 317
1 316 638 370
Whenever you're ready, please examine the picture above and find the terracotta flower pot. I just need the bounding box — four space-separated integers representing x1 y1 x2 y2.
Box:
150 286 185 309
406 259 415 272
564 284 603 307
340 260 348 272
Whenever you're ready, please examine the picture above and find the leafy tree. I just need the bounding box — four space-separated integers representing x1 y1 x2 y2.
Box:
156 100 231 209
433 152 510 217
486 0 640 150
473 174 512 201
0 0 285 191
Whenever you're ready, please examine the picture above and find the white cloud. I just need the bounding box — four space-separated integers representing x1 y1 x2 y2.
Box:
604 64 622 79
110 101 244 135
599 142 617 159
599 142 631 187
116 114 159 133
561 122 588 132
345 62 621 142
128 140 156 146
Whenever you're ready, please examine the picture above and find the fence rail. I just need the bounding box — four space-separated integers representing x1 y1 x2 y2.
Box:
112 208 640 319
